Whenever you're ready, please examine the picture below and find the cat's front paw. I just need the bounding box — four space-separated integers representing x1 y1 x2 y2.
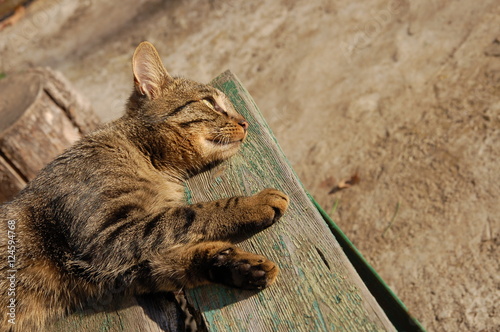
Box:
251 188 289 226
208 247 279 290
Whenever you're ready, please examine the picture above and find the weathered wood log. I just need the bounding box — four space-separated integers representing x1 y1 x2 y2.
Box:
0 154 25 203
0 0 27 18
0 67 100 202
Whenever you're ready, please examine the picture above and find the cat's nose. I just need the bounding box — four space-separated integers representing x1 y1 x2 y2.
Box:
238 120 249 131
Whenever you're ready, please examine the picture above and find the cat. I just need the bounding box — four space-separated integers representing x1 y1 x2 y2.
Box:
0 41 289 331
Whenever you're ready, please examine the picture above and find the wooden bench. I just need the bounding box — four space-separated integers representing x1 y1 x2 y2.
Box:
1 70 424 331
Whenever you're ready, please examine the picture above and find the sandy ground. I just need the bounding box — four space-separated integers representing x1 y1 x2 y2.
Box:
1 0 499 331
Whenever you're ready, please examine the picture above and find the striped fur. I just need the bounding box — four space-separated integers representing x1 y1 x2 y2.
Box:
0 42 288 331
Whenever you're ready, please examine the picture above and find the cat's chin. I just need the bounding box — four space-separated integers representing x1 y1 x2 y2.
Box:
201 138 242 160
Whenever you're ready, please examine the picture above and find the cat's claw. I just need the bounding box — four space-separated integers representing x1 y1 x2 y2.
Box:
208 247 279 290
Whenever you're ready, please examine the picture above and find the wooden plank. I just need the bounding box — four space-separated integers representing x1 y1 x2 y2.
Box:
314 202 426 331
185 71 395 331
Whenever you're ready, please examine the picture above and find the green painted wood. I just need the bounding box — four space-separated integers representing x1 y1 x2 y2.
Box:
313 200 426 331
184 71 395 332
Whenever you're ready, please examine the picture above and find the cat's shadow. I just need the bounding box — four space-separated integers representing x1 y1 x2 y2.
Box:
139 286 259 330
186 284 259 311
65 287 257 331
53 292 182 331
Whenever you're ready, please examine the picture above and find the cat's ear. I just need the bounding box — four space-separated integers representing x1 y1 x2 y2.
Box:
132 41 172 99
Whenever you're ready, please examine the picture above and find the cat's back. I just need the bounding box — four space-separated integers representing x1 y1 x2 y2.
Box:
0 120 182 251
0 123 135 249
21 120 164 200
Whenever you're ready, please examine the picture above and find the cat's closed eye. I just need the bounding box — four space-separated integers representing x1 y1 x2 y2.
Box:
202 97 228 116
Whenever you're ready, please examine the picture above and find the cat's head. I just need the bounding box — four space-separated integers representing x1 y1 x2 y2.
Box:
126 42 248 175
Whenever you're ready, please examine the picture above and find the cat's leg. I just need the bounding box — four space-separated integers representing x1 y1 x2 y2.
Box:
71 188 287 293
149 241 279 291
174 188 289 242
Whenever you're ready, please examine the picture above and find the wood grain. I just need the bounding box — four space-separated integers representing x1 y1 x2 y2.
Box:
185 71 395 332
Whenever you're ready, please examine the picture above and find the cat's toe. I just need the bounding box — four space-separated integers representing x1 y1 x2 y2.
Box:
254 188 290 223
236 259 278 290
245 262 279 290
208 247 279 290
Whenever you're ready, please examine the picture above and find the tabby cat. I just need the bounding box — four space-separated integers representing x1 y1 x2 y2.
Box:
0 41 289 331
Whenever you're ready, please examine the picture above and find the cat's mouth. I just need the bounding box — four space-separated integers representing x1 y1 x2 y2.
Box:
206 128 247 147
206 137 244 146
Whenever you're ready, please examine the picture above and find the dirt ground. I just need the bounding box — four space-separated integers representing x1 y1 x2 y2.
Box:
1 0 499 331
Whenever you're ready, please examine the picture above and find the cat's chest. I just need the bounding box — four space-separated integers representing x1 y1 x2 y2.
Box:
146 176 186 206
